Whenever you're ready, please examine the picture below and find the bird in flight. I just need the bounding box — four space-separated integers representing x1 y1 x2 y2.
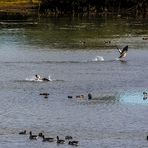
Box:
117 45 128 59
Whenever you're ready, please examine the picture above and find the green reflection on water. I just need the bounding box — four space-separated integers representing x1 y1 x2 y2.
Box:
0 17 148 49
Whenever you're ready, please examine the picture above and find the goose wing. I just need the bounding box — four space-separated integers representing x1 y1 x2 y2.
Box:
119 45 128 58
121 45 128 53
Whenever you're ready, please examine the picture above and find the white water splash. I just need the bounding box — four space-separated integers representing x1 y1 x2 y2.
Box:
115 58 120 61
115 57 127 62
48 75 52 81
25 75 52 82
92 56 105 62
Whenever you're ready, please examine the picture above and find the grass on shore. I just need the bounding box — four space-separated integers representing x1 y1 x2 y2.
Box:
0 0 40 7
0 0 40 16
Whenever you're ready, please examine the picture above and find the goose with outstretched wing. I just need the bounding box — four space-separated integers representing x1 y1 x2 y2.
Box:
117 45 128 58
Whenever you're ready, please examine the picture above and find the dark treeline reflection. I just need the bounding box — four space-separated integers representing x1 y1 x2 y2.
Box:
2 17 146 49
39 0 148 17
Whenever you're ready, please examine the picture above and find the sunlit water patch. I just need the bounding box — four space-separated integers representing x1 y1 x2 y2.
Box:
120 92 148 105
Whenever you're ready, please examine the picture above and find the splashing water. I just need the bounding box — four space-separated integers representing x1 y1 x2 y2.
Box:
48 75 52 81
25 75 52 82
92 56 105 61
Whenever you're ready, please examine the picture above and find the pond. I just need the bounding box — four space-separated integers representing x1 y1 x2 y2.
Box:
0 16 148 148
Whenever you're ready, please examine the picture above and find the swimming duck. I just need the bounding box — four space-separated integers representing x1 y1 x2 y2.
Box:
19 130 26 135
68 96 73 99
57 136 65 144
68 140 79 146
143 91 147 96
88 93 92 100
35 74 41 80
143 37 148 40
38 132 44 137
76 95 84 99
65 135 73 140
117 45 128 59
29 131 38 140
35 74 51 81
40 93 49 98
40 93 50 96
42 78 50 81
143 91 148 100
44 96 48 99
42 135 54 142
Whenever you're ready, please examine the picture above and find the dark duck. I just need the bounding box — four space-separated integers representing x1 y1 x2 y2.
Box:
29 131 38 140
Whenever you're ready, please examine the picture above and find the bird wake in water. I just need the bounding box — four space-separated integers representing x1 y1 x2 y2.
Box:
25 75 52 82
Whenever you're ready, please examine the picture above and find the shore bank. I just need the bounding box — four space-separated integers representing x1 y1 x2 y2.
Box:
0 1 40 19
0 0 147 20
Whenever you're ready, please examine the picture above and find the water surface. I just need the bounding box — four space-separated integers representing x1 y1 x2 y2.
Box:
0 17 148 148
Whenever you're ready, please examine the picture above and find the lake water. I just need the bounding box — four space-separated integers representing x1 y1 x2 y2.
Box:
0 16 148 148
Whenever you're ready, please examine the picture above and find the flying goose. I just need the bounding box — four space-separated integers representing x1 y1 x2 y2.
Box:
117 45 128 58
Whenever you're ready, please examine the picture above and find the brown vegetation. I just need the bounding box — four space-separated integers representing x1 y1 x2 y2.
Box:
0 0 147 19
0 0 41 19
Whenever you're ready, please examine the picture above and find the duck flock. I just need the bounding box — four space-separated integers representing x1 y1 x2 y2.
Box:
19 130 79 146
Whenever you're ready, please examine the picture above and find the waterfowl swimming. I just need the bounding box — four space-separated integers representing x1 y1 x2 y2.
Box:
19 130 26 135
40 93 50 96
44 96 48 99
76 95 84 99
143 37 148 40
39 93 49 98
56 136 65 144
42 78 50 81
88 93 92 100
29 131 38 140
68 96 73 99
65 135 73 140
143 91 148 100
38 132 43 137
68 140 79 146
117 45 128 59
42 135 54 142
143 91 147 96
35 74 41 80
35 74 51 82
